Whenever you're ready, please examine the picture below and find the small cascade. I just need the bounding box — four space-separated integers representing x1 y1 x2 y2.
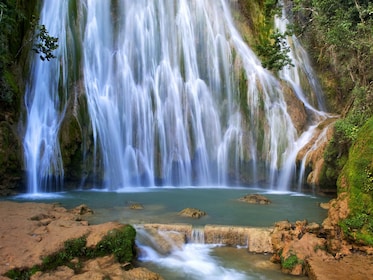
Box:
190 227 205 244
273 1 331 190
296 123 333 192
135 225 249 279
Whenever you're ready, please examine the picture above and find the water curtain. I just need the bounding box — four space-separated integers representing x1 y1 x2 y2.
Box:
23 0 326 192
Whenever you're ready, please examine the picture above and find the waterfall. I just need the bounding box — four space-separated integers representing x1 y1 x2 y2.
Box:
23 0 70 193
274 1 330 190
23 0 328 192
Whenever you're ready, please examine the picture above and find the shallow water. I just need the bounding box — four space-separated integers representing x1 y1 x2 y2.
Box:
10 187 330 227
8 187 330 280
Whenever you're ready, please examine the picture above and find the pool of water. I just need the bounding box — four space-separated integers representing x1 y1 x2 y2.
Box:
10 187 330 227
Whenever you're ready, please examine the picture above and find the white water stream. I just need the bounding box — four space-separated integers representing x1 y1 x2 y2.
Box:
135 224 307 280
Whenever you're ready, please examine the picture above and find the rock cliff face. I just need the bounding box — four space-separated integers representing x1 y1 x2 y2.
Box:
0 122 23 196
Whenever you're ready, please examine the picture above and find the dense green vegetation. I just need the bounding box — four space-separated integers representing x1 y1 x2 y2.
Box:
294 0 373 112
238 0 294 71
292 0 373 245
0 0 37 108
4 225 137 279
338 117 373 245
0 0 57 111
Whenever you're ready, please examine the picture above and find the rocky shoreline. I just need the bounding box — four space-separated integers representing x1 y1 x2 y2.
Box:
0 201 372 280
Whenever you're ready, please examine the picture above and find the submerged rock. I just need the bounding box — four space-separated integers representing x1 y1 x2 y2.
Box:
128 202 144 210
178 208 206 219
238 194 271 205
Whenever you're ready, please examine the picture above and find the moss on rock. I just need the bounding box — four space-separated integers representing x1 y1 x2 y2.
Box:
338 116 373 245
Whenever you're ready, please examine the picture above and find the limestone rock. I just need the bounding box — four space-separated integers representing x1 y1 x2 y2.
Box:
70 204 94 215
238 194 271 205
138 227 186 255
122 267 164 280
128 202 144 210
178 208 206 218
204 225 274 253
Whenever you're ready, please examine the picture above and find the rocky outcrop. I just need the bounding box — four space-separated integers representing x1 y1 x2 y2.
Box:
0 202 136 279
128 202 144 210
178 208 207 218
296 118 336 192
270 220 327 275
281 82 308 134
205 225 273 253
269 218 373 279
31 257 164 280
140 223 273 254
238 194 271 204
138 224 189 255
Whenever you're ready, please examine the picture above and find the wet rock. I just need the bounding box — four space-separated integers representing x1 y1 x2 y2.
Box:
204 225 274 253
128 202 144 210
70 204 94 215
178 208 206 218
319 202 330 210
238 194 271 205
138 227 186 255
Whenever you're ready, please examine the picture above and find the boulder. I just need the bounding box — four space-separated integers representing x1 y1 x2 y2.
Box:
70 204 94 215
128 202 144 210
238 194 271 205
178 208 206 218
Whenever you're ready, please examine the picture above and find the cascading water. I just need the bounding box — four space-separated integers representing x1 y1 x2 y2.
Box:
23 0 328 192
23 0 71 194
274 2 331 190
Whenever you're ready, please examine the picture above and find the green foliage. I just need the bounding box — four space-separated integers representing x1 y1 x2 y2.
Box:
254 0 293 71
321 85 373 190
0 1 58 108
0 1 25 106
362 168 373 193
280 253 303 270
30 16 59 61
238 0 292 72
94 225 137 263
293 0 373 109
41 236 87 272
4 267 34 280
337 117 373 246
256 30 294 71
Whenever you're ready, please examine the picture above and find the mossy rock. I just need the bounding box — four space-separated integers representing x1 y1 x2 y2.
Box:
338 116 373 245
0 122 23 195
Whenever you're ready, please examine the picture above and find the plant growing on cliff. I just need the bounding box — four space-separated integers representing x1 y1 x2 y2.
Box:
15 15 59 62
29 16 59 61
280 252 303 270
256 29 293 71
